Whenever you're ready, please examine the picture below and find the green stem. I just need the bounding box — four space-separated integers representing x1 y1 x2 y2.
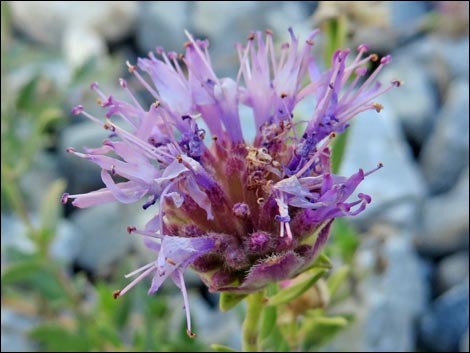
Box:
242 291 265 352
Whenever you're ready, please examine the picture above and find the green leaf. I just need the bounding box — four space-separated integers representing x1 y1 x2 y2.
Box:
266 268 327 306
327 265 349 298
260 304 277 340
211 344 237 352
15 76 40 111
301 314 353 351
30 323 90 351
312 253 333 270
1 259 42 285
330 218 359 262
39 179 66 236
219 292 247 312
330 127 350 174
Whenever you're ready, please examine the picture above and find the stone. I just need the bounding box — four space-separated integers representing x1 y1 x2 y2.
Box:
461 329 469 352
416 167 469 257
10 2 138 66
136 2 190 55
380 56 439 145
419 280 469 352
436 251 469 295
0 213 82 266
59 121 109 196
1 308 38 352
70 202 141 274
339 103 426 227
420 80 469 194
327 226 429 351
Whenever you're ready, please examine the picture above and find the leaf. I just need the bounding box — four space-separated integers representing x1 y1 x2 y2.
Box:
330 127 350 174
266 268 327 306
219 292 247 312
1 259 42 285
260 304 277 340
211 344 237 352
39 179 66 237
330 218 359 262
15 76 40 111
312 253 333 270
30 323 89 351
301 314 353 351
327 265 349 298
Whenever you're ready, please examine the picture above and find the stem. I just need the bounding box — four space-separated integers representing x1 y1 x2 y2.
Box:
242 291 265 352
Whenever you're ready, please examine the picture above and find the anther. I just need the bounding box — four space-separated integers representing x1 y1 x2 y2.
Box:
306 39 314 46
71 105 84 115
61 193 69 205
166 258 177 266
391 79 403 87
186 329 197 338
113 290 121 299
373 103 384 112
280 92 288 98
96 98 103 106
357 44 370 53
126 61 136 73
265 28 273 35
66 147 76 153
248 33 255 41
176 154 183 163
370 54 379 62
127 226 136 234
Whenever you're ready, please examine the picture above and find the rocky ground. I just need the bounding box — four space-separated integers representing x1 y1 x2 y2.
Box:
2 2 468 352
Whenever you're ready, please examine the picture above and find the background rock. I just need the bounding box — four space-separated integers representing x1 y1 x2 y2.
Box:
419 280 469 352
415 167 469 257
340 104 426 228
420 80 469 194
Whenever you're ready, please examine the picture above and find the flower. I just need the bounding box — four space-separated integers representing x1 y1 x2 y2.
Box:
62 28 398 337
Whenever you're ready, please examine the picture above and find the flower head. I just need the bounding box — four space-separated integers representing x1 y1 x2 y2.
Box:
63 28 397 336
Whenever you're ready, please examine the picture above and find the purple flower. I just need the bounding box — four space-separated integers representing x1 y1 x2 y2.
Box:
62 28 397 336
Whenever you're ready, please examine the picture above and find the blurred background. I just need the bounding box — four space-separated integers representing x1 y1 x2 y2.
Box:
1 1 468 352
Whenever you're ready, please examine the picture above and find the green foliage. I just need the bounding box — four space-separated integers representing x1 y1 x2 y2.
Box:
219 292 247 312
266 268 326 307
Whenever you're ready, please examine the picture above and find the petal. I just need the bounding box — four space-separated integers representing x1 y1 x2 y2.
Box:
148 236 215 294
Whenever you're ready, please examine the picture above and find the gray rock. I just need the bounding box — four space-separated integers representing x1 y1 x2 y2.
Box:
389 1 430 27
1 308 38 352
340 104 426 227
10 2 138 67
19 152 60 214
419 280 469 352
59 121 109 195
11 2 137 46
380 56 438 145
192 2 313 76
1 214 35 266
71 202 141 274
0 214 82 266
136 2 190 55
50 220 83 265
392 36 469 102
420 80 469 194
461 329 469 352
416 167 469 257
436 251 469 294
327 226 429 352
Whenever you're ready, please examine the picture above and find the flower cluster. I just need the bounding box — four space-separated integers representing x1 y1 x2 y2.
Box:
62 28 397 337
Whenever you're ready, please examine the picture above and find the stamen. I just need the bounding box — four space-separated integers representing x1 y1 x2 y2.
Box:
124 262 156 278
61 193 69 204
